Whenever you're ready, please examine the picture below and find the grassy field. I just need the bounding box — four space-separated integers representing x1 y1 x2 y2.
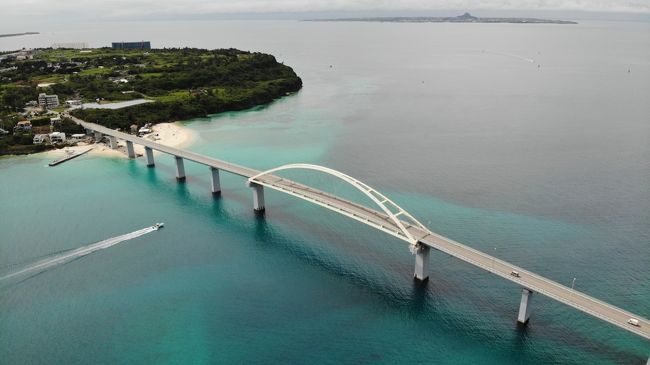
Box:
0 47 302 135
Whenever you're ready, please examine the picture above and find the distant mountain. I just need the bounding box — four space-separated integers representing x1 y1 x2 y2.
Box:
306 13 577 24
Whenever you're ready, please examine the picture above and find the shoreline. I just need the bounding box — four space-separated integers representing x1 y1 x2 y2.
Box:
42 122 198 160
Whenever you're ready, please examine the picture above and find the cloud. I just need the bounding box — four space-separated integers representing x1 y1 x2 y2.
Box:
1 0 649 20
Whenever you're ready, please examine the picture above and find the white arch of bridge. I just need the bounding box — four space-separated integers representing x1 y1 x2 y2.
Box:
248 163 432 246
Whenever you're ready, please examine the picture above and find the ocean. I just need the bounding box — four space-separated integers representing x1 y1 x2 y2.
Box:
1 20 649 364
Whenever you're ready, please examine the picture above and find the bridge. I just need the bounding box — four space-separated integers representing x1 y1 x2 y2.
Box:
73 117 650 342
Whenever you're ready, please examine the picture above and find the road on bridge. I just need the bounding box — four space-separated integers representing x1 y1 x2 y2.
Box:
73 118 650 341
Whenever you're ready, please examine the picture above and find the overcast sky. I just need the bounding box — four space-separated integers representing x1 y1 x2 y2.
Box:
1 0 649 24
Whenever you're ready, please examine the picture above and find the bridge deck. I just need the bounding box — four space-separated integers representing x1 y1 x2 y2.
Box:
76 119 649 340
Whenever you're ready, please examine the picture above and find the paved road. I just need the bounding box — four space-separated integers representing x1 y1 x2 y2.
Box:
77 119 650 340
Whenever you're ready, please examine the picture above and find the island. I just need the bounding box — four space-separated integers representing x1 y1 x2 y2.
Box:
0 47 302 155
0 32 39 38
307 12 577 24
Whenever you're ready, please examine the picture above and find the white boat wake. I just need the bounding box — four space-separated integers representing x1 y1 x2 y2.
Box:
0 225 160 282
482 50 535 63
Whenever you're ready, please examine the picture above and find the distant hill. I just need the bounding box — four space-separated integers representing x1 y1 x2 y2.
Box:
307 13 577 24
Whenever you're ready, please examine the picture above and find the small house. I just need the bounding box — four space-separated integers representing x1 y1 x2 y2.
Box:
49 132 66 143
33 134 48 144
138 127 152 136
70 133 86 141
50 117 62 124
14 121 32 132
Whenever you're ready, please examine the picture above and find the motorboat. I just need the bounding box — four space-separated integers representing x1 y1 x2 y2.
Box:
152 222 165 230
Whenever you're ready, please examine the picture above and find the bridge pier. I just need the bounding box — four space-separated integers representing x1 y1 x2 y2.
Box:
126 141 136 159
210 167 221 195
247 182 265 212
145 147 155 167
108 136 118 149
94 131 103 142
517 288 534 324
174 156 186 181
413 243 430 281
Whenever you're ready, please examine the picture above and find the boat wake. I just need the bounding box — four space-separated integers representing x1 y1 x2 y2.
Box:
0 225 159 282
482 50 535 63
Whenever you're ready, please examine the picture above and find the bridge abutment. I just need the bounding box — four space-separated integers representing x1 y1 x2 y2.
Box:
174 156 186 181
413 243 430 281
210 167 221 195
247 182 265 212
145 147 155 167
126 141 136 159
517 288 533 324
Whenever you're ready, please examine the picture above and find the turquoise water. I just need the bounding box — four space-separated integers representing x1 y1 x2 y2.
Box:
1 20 649 363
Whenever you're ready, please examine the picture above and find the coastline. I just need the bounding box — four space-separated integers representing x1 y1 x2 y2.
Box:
42 122 197 159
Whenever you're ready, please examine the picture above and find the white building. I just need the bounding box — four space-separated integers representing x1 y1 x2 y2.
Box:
138 127 152 135
38 93 60 109
70 133 86 141
49 132 66 143
33 134 48 144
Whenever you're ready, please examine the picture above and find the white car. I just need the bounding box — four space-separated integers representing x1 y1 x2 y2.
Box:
510 271 520 278
628 318 640 327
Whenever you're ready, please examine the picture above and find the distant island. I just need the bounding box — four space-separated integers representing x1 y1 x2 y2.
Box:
307 12 578 24
0 47 302 155
0 32 40 38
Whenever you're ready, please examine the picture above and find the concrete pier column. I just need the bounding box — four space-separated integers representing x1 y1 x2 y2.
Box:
517 288 534 324
145 147 155 167
85 128 93 136
413 243 430 281
94 131 103 142
210 167 221 194
108 136 118 149
126 141 136 159
247 182 265 212
174 156 186 181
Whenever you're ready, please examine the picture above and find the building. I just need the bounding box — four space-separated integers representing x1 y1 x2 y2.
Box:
70 133 86 141
50 117 62 124
51 42 88 49
138 126 152 136
112 41 151 50
38 93 60 109
33 134 49 144
14 121 32 132
49 132 66 143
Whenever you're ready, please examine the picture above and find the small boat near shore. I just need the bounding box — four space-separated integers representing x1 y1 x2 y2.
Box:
48 147 93 167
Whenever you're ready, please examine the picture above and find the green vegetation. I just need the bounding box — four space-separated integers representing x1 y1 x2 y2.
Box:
0 47 302 154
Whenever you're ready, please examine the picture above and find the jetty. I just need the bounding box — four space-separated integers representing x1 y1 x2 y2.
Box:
48 147 93 167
